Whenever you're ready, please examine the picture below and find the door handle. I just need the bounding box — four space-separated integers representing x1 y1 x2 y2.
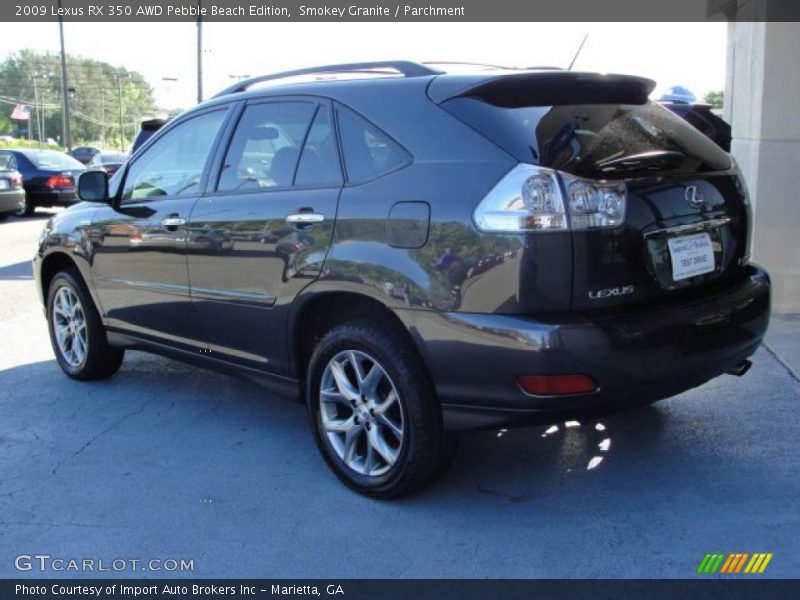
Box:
161 216 186 229
286 212 325 225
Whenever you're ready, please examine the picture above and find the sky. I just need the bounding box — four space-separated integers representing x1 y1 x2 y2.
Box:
0 21 728 110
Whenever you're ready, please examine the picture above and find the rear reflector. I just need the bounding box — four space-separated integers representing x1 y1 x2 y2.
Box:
517 374 597 396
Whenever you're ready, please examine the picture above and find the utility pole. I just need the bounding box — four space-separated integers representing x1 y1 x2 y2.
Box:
37 82 47 146
32 75 41 147
100 90 105 148
117 75 125 152
57 0 72 151
196 0 203 104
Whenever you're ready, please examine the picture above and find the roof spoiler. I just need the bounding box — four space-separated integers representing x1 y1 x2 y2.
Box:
428 71 657 107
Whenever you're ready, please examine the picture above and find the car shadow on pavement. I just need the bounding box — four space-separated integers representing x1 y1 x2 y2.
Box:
0 260 33 280
0 352 670 507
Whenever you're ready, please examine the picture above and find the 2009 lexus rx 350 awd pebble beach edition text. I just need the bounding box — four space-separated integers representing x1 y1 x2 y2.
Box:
34 62 770 498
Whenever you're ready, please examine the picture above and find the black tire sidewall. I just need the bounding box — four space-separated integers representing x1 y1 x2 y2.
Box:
16 196 32 217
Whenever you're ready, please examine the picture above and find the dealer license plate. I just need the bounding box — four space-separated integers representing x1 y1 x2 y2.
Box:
667 232 715 281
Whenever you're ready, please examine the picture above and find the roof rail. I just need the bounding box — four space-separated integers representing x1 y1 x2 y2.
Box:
213 61 442 98
422 61 519 71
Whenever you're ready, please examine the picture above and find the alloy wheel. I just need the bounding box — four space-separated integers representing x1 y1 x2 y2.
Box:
52 286 88 368
319 350 405 477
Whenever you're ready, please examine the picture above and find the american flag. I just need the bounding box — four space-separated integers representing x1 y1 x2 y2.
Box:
10 103 30 121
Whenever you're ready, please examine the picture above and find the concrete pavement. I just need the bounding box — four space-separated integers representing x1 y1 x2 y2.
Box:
1 211 799 578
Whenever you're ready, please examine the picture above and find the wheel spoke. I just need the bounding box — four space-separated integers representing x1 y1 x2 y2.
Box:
368 426 398 466
364 439 377 475
73 333 86 363
53 301 69 319
329 359 359 401
373 389 398 416
320 388 351 406
347 351 367 385
343 426 362 465
60 289 73 314
377 414 403 440
55 322 69 345
360 363 383 397
324 415 357 433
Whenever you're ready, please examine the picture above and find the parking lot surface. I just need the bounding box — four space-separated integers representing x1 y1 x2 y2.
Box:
1 212 799 578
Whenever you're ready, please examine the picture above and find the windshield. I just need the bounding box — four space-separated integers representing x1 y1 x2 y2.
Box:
27 151 84 170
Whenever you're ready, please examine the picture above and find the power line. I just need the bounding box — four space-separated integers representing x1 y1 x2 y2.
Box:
0 95 60 109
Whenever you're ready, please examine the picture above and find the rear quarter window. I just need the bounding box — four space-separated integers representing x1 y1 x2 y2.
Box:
336 108 410 184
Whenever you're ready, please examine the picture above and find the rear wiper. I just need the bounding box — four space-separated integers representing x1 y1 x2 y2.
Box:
597 150 685 173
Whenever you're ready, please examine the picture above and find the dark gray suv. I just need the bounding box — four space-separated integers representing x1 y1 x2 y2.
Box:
34 62 770 497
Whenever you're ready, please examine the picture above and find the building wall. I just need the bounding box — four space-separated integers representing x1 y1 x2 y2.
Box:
725 21 800 314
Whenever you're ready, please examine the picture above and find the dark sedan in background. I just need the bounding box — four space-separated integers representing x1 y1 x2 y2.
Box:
87 152 128 177
0 166 24 221
0 149 85 216
69 145 102 165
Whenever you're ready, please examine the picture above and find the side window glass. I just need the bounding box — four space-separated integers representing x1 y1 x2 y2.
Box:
295 108 342 187
336 109 410 183
122 110 226 202
217 102 316 192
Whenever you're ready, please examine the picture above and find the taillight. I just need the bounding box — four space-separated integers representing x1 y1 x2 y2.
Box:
474 163 626 233
561 174 626 230
46 174 74 189
517 374 597 396
10 172 22 187
474 164 567 232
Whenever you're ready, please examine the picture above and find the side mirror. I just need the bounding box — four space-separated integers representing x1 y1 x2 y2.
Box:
77 170 110 203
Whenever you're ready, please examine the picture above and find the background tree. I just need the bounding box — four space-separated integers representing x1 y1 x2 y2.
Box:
703 90 724 109
0 49 157 149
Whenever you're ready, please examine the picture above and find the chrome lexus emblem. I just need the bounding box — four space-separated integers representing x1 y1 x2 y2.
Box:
685 185 705 208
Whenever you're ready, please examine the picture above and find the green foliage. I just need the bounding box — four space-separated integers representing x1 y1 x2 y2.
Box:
703 90 724 109
0 138 61 150
0 49 157 150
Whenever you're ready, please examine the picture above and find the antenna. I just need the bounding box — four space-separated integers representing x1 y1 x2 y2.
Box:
567 33 589 71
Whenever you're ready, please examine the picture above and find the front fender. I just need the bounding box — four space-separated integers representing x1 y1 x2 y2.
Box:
34 203 102 313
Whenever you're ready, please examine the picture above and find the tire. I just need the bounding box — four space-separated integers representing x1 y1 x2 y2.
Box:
46 268 124 380
306 319 455 499
15 195 33 217
0 213 9 222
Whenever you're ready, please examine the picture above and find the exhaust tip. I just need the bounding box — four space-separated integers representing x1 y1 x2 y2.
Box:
726 359 752 377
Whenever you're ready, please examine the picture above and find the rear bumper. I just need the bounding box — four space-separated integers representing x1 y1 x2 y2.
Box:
399 265 771 430
26 188 78 207
0 189 24 213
